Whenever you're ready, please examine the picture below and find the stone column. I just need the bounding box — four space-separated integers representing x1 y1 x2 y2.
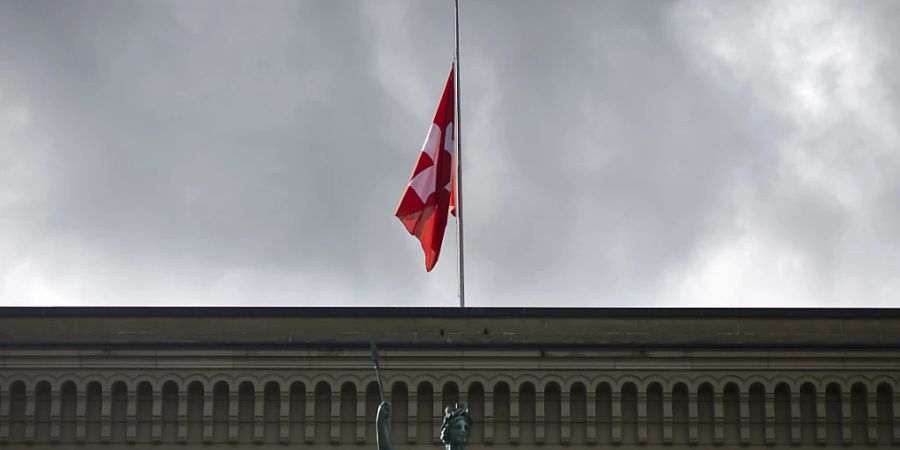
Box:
329 388 340 443
483 388 495 443
304 387 315 444
687 389 698 444
841 392 852 444
815 390 827 444
24 385 35 442
867 390 878 444
151 387 163 442
585 389 597 444
763 390 775 445
739 389 750 445
433 388 443 445
49 385 60 442
535 389 545 443
355 387 366 444
610 388 622 444
892 390 900 444
636 388 647 443
254 387 265 443
0 386 8 440
279 389 291 443
176 389 188 443
790 390 801 444
76 386 87 443
407 388 417 443
893 390 900 445
101 385 112 443
560 389 571 444
662 390 673 444
125 387 137 443
228 389 239 442
509 388 520 443
713 391 724 444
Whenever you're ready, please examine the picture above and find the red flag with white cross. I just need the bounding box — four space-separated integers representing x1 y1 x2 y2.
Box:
395 66 456 272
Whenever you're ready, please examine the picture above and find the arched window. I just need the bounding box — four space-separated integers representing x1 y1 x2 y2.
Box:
723 383 741 445
774 383 791 445
187 382 204 443
697 383 714 445
876 383 894 445
289 382 306 442
340 381 357 442
442 382 460 410
263 382 280 443
596 382 613 444
467 382 485 443
390 382 408 444
621 382 637 444
161 381 178 443
493 382 511 443
136 382 153 443
850 383 868 444
825 383 843 445
86 381 103 443
213 381 230 442
646 383 663 444
799 383 816 445
111 382 128 443
238 381 255 442
570 383 587 444
544 382 561 443
748 383 765 445
9 381 26 442
314 381 331 443
519 382 536 443
34 381 51 443
672 383 689 444
416 382 433 443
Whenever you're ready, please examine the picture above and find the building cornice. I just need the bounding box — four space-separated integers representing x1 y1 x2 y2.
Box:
1 307 900 351
1 306 899 318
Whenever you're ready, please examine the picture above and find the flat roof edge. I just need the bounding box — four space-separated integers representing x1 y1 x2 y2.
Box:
2 341 900 351
0 306 899 318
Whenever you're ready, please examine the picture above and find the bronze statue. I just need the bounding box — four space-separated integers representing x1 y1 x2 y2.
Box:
371 340 472 450
377 401 472 450
440 403 473 450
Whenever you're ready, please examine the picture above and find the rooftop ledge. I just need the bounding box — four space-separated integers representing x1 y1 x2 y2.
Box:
0 307 899 351
0 306 899 318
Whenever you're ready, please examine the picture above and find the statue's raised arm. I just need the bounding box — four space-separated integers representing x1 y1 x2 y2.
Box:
376 401 394 450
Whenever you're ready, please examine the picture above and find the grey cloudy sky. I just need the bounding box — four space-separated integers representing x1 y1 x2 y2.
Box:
1 0 899 307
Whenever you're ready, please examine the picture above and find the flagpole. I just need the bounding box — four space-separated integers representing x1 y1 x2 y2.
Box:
454 0 466 308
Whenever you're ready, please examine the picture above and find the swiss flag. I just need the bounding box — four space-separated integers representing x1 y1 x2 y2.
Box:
395 66 456 272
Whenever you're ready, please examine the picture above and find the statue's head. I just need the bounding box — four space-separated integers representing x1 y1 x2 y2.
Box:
440 403 472 447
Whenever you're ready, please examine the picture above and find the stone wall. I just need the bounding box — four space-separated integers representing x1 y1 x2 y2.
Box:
0 307 898 449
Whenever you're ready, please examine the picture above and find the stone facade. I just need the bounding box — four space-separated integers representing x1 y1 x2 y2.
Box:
0 307 898 449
